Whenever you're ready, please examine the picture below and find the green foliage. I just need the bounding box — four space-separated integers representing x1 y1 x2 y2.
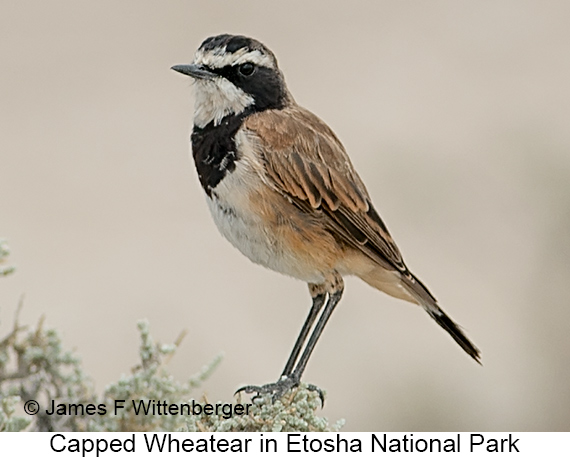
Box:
0 240 342 432
0 239 15 277
186 388 344 432
0 310 95 432
88 321 222 432
0 316 341 432
0 394 31 432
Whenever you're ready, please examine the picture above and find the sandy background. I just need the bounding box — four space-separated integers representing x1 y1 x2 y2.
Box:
1 1 569 431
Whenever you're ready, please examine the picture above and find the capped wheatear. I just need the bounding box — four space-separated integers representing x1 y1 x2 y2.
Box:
172 34 480 400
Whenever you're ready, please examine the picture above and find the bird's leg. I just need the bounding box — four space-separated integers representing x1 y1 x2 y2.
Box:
289 287 343 383
280 284 327 377
236 276 344 404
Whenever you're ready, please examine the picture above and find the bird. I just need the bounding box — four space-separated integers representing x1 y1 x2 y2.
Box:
171 34 480 400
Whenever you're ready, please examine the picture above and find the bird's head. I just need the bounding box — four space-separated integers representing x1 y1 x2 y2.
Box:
172 34 291 128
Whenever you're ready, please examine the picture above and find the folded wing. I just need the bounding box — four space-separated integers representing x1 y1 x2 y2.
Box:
244 106 406 274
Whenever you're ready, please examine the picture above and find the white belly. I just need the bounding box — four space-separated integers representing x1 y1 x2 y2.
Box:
206 190 277 271
204 155 324 284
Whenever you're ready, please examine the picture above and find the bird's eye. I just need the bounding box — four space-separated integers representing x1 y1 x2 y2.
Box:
238 62 255 76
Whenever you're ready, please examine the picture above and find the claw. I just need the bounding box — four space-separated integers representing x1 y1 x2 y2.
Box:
306 383 326 406
235 376 298 403
234 377 325 407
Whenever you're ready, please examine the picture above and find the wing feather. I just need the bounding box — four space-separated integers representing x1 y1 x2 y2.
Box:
244 106 406 273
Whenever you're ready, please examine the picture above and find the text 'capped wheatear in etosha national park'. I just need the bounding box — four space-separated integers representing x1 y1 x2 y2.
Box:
171 34 480 401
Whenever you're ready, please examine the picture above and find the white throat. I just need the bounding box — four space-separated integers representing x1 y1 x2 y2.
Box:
193 78 254 128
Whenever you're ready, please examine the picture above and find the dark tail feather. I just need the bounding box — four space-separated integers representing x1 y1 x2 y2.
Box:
402 272 481 364
425 305 481 364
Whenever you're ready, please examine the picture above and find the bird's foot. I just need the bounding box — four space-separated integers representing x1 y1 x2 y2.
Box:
235 375 299 403
235 376 325 406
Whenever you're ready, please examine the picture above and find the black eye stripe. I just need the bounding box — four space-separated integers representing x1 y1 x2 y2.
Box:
201 63 286 113
206 63 260 79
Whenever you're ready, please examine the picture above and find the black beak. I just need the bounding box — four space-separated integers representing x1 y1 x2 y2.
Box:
171 64 216 80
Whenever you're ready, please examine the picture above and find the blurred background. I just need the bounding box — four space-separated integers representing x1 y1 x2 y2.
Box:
1 1 569 431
